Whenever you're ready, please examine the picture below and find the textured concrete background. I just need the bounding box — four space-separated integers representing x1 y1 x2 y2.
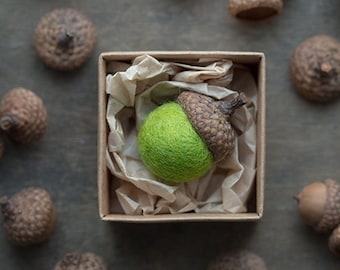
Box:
1 0 340 269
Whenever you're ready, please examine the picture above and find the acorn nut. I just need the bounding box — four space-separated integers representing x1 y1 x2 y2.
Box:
290 35 340 102
207 250 267 270
0 187 56 246
228 0 283 20
137 91 247 183
329 224 340 257
295 178 340 232
34 8 96 71
54 252 108 270
0 87 47 144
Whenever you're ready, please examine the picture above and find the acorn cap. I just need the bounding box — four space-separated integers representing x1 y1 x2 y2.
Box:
34 8 96 71
295 178 340 232
0 187 56 246
54 252 108 270
290 35 340 102
0 87 47 144
329 224 340 257
207 250 267 270
228 0 283 20
177 91 247 162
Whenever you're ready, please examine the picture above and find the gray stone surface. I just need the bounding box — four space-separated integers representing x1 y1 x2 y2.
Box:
1 0 340 269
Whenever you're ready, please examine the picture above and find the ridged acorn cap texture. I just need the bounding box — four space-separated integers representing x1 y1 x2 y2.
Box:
329 224 340 257
177 91 247 162
0 187 56 246
228 0 283 20
54 252 108 270
207 250 267 270
34 8 96 71
0 87 47 144
296 178 340 232
290 35 340 102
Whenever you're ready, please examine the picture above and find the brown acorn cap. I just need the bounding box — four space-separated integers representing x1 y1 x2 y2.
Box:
177 91 247 162
290 35 340 102
207 250 267 270
0 187 56 246
329 224 340 257
0 87 47 144
228 0 283 20
54 252 108 270
295 178 340 232
34 8 96 71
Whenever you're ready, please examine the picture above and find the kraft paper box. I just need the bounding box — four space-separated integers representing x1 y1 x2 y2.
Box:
98 51 265 222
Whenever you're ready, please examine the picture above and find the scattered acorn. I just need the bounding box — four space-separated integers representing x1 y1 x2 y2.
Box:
290 35 340 102
207 250 267 270
34 8 97 71
295 178 340 232
54 252 108 270
0 87 47 144
137 91 247 184
0 187 56 246
228 0 283 20
329 224 340 257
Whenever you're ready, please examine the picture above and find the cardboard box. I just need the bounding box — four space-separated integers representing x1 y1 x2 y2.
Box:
98 51 265 222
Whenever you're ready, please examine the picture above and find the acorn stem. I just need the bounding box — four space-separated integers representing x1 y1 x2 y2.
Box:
0 115 15 131
219 92 247 116
57 28 74 47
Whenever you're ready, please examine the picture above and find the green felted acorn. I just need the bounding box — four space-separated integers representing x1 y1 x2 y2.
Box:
137 91 247 184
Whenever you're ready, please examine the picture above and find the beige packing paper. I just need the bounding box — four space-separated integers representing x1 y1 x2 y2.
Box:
105 54 257 215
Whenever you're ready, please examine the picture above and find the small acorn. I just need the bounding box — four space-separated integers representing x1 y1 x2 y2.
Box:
228 0 283 20
0 87 47 144
137 91 247 183
207 250 267 270
329 224 340 257
295 178 340 232
0 187 56 246
290 35 340 102
34 8 96 71
54 252 108 270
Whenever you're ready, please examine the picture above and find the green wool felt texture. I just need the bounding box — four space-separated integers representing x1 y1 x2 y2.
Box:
137 102 213 183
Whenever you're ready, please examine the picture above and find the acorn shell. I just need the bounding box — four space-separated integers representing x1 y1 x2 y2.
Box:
0 87 47 144
228 0 283 20
296 178 340 232
290 35 340 102
329 224 340 257
207 250 267 270
34 8 96 71
0 187 56 246
177 91 247 162
54 252 108 270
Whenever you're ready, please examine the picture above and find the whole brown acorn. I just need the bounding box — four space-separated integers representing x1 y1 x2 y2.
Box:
0 87 47 144
329 224 340 257
34 8 96 71
54 252 108 270
0 187 56 246
207 250 267 270
295 178 340 232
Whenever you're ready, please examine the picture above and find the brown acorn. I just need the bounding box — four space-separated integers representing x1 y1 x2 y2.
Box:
295 178 340 232
0 187 56 246
0 87 47 144
54 252 108 270
290 35 340 102
34 8 96 71
207 250 267 270
228 0 283 20
177 91 247 162
329 224 340 257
